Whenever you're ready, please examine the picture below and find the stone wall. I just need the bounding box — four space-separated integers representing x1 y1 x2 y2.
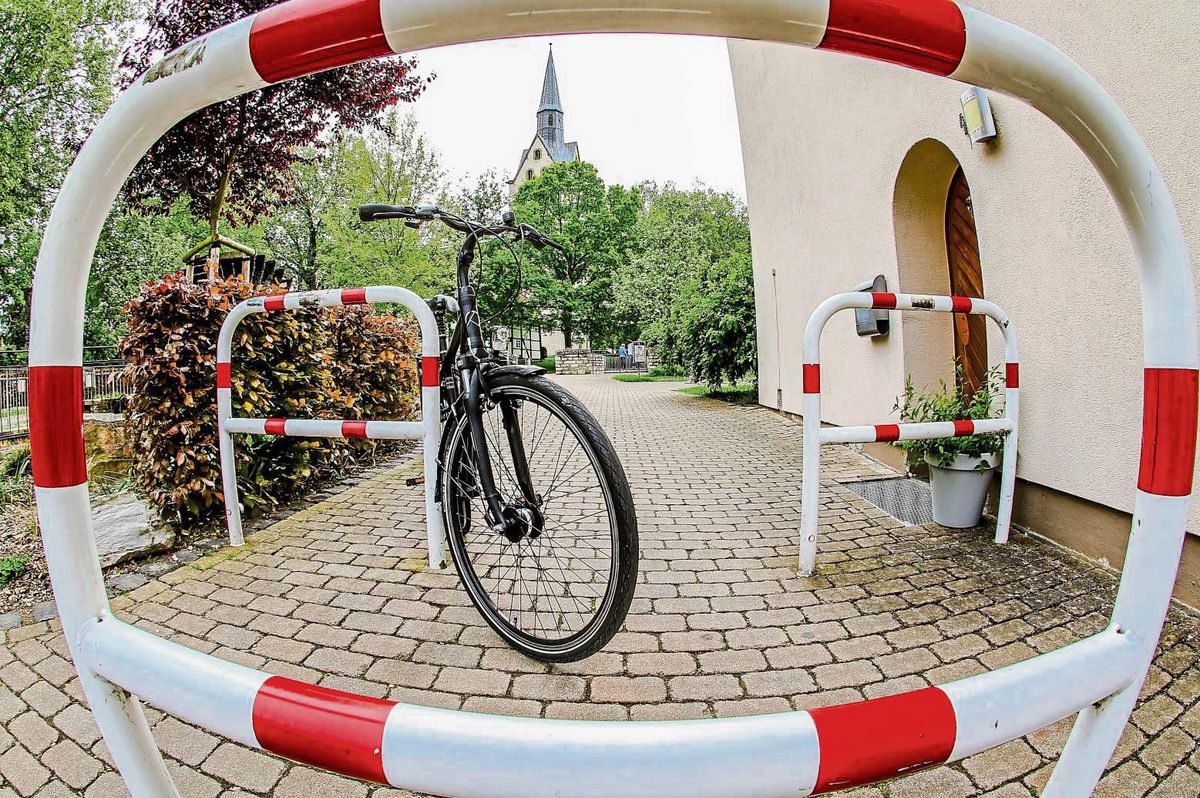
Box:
555 349 592 375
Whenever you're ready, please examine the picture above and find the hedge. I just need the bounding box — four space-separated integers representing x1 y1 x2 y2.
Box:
120 275 420 525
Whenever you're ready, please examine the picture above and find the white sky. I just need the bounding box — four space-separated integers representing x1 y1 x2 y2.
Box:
406 34 747 197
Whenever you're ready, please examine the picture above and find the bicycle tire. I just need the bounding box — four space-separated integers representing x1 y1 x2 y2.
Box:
440 372 638 662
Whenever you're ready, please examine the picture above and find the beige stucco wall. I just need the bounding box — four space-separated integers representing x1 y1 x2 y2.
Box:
729 1 1200 532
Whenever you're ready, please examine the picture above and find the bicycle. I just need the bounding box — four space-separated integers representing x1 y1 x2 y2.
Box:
360 203 639 662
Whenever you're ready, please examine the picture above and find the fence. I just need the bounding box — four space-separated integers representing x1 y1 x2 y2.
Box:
216 286 445 568
799 292 1019 576
25 1 1196 797
0 349 133 440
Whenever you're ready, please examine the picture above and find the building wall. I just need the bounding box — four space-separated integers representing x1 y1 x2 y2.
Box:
728 2 1200 591
509 136 554 195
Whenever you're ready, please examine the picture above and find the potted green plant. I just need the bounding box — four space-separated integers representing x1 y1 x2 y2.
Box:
894 366 1007 528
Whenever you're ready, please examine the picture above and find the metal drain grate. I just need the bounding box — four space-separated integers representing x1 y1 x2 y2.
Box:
847 477 933 526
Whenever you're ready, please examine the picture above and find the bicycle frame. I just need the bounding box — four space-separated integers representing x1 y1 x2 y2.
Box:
438 229 545 540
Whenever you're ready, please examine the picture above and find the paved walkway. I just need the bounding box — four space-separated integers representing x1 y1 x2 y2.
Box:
1 375 1198 796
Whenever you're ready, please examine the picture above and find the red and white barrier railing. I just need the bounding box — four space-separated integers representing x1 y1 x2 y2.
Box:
799 292 1020 576
217 286 445 570
27 1 1196 797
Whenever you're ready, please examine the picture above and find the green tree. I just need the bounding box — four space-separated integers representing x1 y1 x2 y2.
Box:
614 183 751 364
512 161 639 348
678 251 757 388
0 0 132 346
315 112 454 296
263 148 336 290
85 201 272 346
444 170 548 336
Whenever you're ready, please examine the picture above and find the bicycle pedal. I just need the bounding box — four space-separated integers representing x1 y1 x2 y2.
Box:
405 476 426 487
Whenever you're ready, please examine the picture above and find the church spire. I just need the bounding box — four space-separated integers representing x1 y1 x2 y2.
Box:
536 44 564 153
539 44 562 113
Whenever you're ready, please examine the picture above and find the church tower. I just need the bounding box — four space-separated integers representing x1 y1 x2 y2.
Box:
509 44 580 195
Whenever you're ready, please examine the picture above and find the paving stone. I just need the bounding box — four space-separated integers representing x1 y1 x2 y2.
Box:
0 745 50 796
152 717 219 766
30 603 57 623
200 743 285 793
39 741 101 790
274 766 369 798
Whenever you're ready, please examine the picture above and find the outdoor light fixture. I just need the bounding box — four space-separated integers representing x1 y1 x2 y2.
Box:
960 86 998 144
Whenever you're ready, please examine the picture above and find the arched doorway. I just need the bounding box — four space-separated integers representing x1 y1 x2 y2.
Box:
945 168 986 394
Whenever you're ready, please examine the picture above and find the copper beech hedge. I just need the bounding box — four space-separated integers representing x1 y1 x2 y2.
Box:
120 275 421 524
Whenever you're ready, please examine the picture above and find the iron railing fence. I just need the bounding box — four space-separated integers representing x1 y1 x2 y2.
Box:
602 355 647 374
0 359 133 441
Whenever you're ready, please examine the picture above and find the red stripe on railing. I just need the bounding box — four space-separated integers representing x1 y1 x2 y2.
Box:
872 292 897 309
265 418 287 436
1006 363 1019 389
421 356 440 388
249 0 393 84
263 295 287 311
804 364 821 394
1138 368 1199 497
341 288 368 305
953 420 975 436
810 687 956 793
342 421 369 438
29 366 87 488
216 362 232 389
875 424 901 442
818 0 967 77
951 296 973 313
252 676 394 784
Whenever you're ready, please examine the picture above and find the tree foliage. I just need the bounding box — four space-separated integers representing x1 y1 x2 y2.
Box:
512 161 640 349
677 251 757 388
120 0 431 232
0 0 131 345
614 183 751 366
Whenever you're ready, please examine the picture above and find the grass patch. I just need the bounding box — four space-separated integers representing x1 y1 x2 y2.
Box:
534 357 556 373
613 373 691 383
677 383 758 405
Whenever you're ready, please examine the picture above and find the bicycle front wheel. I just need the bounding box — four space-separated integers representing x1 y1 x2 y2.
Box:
441 372 638 662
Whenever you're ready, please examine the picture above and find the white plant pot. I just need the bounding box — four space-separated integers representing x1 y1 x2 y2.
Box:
925 452 998 528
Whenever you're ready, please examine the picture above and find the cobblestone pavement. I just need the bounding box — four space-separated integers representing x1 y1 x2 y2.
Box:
1 374 1198 797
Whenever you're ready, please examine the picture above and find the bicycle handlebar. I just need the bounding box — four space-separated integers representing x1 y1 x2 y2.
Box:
357 203 564 252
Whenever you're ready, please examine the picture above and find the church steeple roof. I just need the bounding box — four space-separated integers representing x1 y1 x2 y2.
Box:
538 45 562 113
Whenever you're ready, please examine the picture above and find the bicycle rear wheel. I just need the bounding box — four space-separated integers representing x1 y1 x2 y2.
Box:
441 372 638 662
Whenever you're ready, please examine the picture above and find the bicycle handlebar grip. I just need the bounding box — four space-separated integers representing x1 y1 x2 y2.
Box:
358 204 414 222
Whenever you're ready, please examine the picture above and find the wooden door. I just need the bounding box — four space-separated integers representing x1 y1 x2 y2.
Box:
945 168 986 395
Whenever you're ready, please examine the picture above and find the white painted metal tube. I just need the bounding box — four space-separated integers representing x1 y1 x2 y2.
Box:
942 626 1139 761
224 418 425 440
77 612 1137 798
78 618 269 748
799 291 1020 571
819 418 1014 445
215 287 444 560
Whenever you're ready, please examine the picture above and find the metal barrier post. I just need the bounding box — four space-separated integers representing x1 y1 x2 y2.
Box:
216 287 446 569
799 293 1019 576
